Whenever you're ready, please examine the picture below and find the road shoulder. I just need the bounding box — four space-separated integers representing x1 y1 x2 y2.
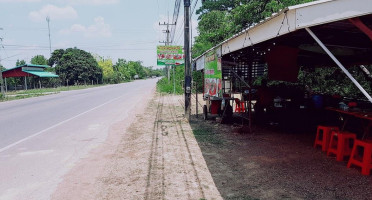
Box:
52 92 222 200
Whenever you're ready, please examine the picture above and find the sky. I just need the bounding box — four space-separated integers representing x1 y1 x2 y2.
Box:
0 0 201 69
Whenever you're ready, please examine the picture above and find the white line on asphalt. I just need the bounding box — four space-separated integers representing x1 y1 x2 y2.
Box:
0 94 125 153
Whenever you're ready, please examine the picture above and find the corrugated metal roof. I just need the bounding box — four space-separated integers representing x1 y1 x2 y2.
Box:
22 70 59 78
193 0 372 62
2 64 49 73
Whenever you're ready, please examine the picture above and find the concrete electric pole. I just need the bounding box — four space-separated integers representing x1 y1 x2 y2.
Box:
159 21 176 82
184 0 191 119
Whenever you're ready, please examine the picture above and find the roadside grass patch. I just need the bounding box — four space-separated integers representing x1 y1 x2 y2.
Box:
192 128 224 145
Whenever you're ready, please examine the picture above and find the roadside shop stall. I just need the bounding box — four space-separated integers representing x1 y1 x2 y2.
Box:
193 0 372 174
194 0 372 125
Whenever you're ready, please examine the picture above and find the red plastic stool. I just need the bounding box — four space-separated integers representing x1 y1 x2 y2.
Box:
347 140 372 175
327 131 356 161
234 99 245 113
314 126 339 152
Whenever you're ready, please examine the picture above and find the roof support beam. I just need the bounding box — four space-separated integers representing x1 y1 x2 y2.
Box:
349 17 372 42
305 27 372 103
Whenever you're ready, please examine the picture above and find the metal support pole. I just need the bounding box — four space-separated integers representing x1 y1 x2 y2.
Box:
305 27 372 103
4 77 7 93
167 65 170 82
173 65 176 94
0 71 4 97
24 77 27 90
247 61 253 133
0 29 5 97
196 81 198 118
184 0 191 119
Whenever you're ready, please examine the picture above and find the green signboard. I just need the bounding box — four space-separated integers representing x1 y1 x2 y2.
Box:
157 46 184 66
204 50 222 98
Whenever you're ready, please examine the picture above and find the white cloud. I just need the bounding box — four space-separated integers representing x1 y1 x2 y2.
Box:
0 0 118 3
0 0 41 2
67 0 119 5
60 16 112 38
29 4 78 22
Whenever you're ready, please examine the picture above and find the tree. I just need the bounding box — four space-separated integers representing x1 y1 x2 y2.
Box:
97 57 115 83
31 55 48 65
113 58 130 82
48 49 65 67
196 0 238 18
193 10 231 58
16 59 26 66
49 48 102 85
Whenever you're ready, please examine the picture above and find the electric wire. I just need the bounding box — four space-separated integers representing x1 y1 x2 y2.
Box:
170 0 181 44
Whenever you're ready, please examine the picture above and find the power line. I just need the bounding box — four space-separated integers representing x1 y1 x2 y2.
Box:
170 0 181 44
191 0 199 17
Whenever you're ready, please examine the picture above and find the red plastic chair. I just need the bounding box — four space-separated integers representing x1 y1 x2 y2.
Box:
314 126 339 152
347 140 372 175
234 98 245 113
327 131 356 161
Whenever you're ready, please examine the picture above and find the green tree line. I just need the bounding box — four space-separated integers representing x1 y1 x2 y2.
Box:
2 47 163 90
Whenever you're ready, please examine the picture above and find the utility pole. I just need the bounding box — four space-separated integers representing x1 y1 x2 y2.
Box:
0 28 5 97
184 0 191 119
159 21 176 82
46 16 52 55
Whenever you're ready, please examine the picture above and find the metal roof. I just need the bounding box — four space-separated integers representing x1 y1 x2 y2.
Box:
2 64 50 73
1 64 58 78
194 0 372 64
22 70 59 78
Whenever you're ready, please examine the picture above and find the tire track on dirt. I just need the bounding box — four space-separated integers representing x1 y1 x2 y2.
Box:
167 96 206 199
165 96 192 199
144 93 165 200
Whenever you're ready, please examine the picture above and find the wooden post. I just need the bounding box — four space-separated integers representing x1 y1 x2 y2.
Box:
39 79 41 89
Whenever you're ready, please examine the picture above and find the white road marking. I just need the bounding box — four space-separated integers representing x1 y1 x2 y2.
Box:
0 94 125 153
18 149 54 156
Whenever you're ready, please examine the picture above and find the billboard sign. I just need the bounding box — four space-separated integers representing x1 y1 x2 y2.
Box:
157 46 184 66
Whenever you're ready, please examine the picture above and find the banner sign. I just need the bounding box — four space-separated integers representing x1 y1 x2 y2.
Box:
204 50 222 98
157 46 184 66
196 55 205 71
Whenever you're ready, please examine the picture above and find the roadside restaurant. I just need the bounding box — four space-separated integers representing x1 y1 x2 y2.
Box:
192 0 372 175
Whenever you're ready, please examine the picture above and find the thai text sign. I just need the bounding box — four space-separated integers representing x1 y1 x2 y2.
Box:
204 50 222 98
157 46 184 66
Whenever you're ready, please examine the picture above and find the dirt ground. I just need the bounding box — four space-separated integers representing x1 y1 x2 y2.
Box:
189 95 372 200
52 92 372 200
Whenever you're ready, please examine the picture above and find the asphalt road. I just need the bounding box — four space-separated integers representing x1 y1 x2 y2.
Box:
0 79 158 200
